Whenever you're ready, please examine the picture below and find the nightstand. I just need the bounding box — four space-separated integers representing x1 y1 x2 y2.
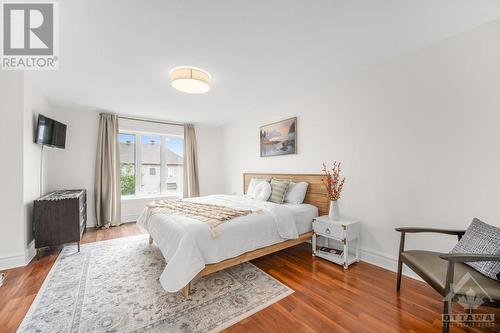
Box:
312 215 360 269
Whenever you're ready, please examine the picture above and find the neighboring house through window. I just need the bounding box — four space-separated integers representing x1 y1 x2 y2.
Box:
118 120 184 198
119 134 136 196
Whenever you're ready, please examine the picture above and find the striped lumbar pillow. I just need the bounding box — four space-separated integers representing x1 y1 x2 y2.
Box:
268 179 290 204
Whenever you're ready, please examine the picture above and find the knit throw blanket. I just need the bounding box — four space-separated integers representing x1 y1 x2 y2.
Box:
139 199 256 238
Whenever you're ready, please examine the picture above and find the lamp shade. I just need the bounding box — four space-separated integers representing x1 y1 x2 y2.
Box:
170 67 211 94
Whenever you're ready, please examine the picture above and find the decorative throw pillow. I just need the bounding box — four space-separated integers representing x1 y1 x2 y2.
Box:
284 182 309 204
268 179 290 204
253 181 272 201
247 178 270 197
450 218 500 280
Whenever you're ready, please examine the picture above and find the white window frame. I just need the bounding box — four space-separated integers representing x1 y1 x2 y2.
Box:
118 132 137 196
134 133 142 195
160 136 167 194
119 130 183 199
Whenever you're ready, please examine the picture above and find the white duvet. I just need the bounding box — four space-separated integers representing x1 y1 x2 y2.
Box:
137 194 299 292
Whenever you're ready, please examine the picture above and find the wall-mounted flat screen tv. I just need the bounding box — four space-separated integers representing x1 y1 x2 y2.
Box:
35 114 67 149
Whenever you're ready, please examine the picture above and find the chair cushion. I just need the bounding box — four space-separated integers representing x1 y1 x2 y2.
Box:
401 250 500 301
450 218 500 280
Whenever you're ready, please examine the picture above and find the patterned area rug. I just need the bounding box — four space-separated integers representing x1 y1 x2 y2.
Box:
19 235 293 332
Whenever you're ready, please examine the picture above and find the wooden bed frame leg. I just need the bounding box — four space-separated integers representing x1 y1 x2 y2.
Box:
182 282 191 299
148 235 153 244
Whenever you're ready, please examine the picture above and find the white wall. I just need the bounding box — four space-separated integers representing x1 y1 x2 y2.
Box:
44 106 100 227
0 73 51 269
23 76 50 250
196 124 225 196
0 72 26 269
222 20 500 273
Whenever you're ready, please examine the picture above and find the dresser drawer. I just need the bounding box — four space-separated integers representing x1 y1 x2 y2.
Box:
313 220 344 239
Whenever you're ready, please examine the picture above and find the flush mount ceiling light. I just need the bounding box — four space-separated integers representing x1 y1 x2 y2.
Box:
170 67 211 94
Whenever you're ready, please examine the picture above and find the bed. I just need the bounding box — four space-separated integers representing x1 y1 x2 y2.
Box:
139 173 329 298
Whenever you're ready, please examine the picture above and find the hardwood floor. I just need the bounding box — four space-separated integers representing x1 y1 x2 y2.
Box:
0 223 498 333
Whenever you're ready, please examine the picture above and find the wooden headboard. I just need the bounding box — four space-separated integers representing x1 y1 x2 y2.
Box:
243 173 329 215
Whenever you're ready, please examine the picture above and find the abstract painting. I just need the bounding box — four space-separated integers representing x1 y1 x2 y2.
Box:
260 117 297 157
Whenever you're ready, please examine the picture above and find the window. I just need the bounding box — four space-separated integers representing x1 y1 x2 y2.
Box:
119 133 136 195
119 129 184 197
140 135 161 194
164 136 183 193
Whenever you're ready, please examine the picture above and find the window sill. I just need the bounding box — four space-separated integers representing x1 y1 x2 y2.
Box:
121 193 182 202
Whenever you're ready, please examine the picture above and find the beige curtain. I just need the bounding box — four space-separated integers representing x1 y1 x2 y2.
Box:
95 113 121 228
183 124 200 198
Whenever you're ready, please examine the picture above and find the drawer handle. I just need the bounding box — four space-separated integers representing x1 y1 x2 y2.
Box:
325 228 331 234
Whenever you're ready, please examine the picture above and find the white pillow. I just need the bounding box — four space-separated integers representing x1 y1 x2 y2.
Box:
284 182 308 204
253 181 272 201
247 178 269 197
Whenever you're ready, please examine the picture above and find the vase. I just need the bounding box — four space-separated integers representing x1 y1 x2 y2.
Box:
329 200 340 221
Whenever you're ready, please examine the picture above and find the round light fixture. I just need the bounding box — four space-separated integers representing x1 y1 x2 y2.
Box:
170 67 211 94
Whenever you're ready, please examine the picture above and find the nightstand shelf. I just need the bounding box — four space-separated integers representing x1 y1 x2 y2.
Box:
312 216 360 269
315 249 358 267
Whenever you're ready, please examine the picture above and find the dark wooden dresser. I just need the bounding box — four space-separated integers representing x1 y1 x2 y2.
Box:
33 189 87 252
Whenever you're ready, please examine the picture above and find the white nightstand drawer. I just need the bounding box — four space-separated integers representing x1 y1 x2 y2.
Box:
313 220 344 239
312 216 361 269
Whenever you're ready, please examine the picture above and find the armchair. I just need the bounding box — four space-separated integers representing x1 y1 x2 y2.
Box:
395 227 500 333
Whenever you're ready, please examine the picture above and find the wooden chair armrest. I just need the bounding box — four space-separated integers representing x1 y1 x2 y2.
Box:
395 228 466 257
441 253 500 302
395 227 466 237
439 253 500 263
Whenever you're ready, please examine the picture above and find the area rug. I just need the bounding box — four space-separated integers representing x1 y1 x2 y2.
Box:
18 235 293 333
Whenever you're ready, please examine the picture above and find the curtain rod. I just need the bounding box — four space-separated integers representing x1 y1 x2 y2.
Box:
118 115 184 127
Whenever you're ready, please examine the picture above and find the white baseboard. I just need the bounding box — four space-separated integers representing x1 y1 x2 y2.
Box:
359 248 423 281
83 218 135 229
0 252 26 270
307 239 422 281
85 218 97 228
0 240 37 270
121 215 139 223
25 239 36 264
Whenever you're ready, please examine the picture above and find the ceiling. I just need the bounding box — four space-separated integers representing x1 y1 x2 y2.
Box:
29 0 500 125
